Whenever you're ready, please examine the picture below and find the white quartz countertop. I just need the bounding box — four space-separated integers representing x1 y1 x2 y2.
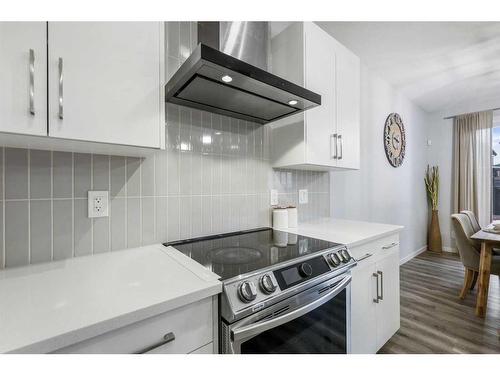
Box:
283 218 403 247
0 244 221 354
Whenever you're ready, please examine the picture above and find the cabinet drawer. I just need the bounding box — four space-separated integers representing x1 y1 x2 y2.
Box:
55 297 213 354
349 234 399 265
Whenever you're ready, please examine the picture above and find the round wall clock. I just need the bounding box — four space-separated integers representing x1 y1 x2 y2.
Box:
384 113 406 168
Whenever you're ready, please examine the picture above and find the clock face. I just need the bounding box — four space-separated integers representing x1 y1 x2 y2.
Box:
384 113 406 168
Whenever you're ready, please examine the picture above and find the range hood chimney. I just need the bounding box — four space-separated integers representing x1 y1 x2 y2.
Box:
165 22 321 124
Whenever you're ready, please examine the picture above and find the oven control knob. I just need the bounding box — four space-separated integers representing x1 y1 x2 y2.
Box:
331 253 341 266
238 281 257 303
260 274 278 294
340 250 351 263
299 263 313 277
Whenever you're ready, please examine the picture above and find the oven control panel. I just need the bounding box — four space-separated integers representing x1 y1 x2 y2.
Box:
224 246 355 318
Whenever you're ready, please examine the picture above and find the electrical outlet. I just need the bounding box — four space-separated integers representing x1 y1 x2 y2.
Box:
88 191 109 218
270 189 279 206
299 189 308 204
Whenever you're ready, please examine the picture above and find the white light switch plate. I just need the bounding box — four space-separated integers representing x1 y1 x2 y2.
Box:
299 189 308 204
270 189 279 206
88 191 109 218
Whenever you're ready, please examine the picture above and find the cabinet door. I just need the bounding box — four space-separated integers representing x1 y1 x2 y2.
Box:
0 22 47 136
335 43 360 169
375 250 401 350
350 260 378 354
48 22 162 148
304 22 336 167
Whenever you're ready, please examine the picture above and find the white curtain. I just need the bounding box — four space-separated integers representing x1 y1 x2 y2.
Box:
453 110 492 227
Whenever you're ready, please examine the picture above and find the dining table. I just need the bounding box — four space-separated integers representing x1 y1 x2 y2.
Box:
470 229 496 317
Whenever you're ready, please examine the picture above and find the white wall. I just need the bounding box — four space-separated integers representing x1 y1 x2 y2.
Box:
331 65 430 261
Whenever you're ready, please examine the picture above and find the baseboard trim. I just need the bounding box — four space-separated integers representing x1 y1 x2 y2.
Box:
400 246 427 265
443 246 457 253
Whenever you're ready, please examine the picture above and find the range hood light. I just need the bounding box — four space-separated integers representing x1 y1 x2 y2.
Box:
288 100 298 106
221 75 233 83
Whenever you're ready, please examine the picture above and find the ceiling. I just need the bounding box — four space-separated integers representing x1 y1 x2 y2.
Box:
316 22 500 114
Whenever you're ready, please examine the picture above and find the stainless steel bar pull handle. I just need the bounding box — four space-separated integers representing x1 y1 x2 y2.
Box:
372 272 380 303
378 270 384 301
135 332 175 354
382 242 398 250
338 134 343 160
29 49 35 115
331 134 338 159
58 57 63 119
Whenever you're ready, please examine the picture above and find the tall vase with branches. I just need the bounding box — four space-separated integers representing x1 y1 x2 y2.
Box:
425 165 442 252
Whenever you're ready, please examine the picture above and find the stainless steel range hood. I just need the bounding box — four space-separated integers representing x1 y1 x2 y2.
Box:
165 22 321 124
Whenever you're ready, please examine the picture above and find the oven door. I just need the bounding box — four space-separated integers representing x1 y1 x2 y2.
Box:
225 273 351 354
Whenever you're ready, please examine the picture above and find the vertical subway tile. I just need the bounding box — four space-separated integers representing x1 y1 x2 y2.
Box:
167 149 180 195
191 196 202 237
155 152 168 197
141 156 155 197
127 198 141 248
166 56 180 82
221 196 232 232
142 197 155 245
190 21 197 50
179 107 191 151
221 116 231 155
212 114 223 155
5 201 29 267
166 22 180 59
30 200 51 264
5 148 28 199
211 196 223 234
166 103 180 150
202 196 212 235
180 196 192 239
179 151 192 195
110 156 126 198
53 152 72 198
0 201 3 268
74 153 91 198
155 197 168 243
202 111 213 154
0 148 3 199
191 110 203 153
230 195 240 231
53 199 73 261
201 154 212 195
230 118 239 155
93 217 110 254
111 198 126 251
191 152 202 195
212 154 222 195
74 199 92 257
167 196 180 241
179 22 191 61
220 156 231 194
30 150 51 199
92 154 109 191
126 157 141 197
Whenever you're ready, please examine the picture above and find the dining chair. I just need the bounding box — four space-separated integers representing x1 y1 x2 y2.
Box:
451 213 500 299
460 210 500 255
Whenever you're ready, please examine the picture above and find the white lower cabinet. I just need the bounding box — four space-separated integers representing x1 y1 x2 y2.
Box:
350 235 400 353
54 297 216 354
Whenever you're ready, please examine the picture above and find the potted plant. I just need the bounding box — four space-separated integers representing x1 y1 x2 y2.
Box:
425 165 442 252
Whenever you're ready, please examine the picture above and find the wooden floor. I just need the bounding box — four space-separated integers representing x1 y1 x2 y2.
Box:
379 251 500 354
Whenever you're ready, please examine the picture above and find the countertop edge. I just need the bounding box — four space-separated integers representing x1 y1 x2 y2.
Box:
8 282 221 354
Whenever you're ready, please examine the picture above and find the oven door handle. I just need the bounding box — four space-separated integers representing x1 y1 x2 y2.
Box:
231 275 351 343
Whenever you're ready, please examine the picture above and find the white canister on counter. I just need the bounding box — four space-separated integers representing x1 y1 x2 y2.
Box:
287 206 298 228
272 207 288 229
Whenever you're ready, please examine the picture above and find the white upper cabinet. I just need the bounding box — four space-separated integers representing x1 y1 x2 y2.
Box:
0 22 47 136
0 22 164 156
48 22 163 148
270 22 360 170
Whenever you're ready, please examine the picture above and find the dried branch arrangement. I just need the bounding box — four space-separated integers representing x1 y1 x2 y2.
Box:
424 165 439 210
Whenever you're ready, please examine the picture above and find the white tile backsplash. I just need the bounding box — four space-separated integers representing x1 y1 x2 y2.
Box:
0 22 331 269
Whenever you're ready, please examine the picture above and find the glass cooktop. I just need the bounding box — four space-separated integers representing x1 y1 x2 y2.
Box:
164 228 343 280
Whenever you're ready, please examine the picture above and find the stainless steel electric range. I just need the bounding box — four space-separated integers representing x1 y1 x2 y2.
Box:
164 227 356 354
